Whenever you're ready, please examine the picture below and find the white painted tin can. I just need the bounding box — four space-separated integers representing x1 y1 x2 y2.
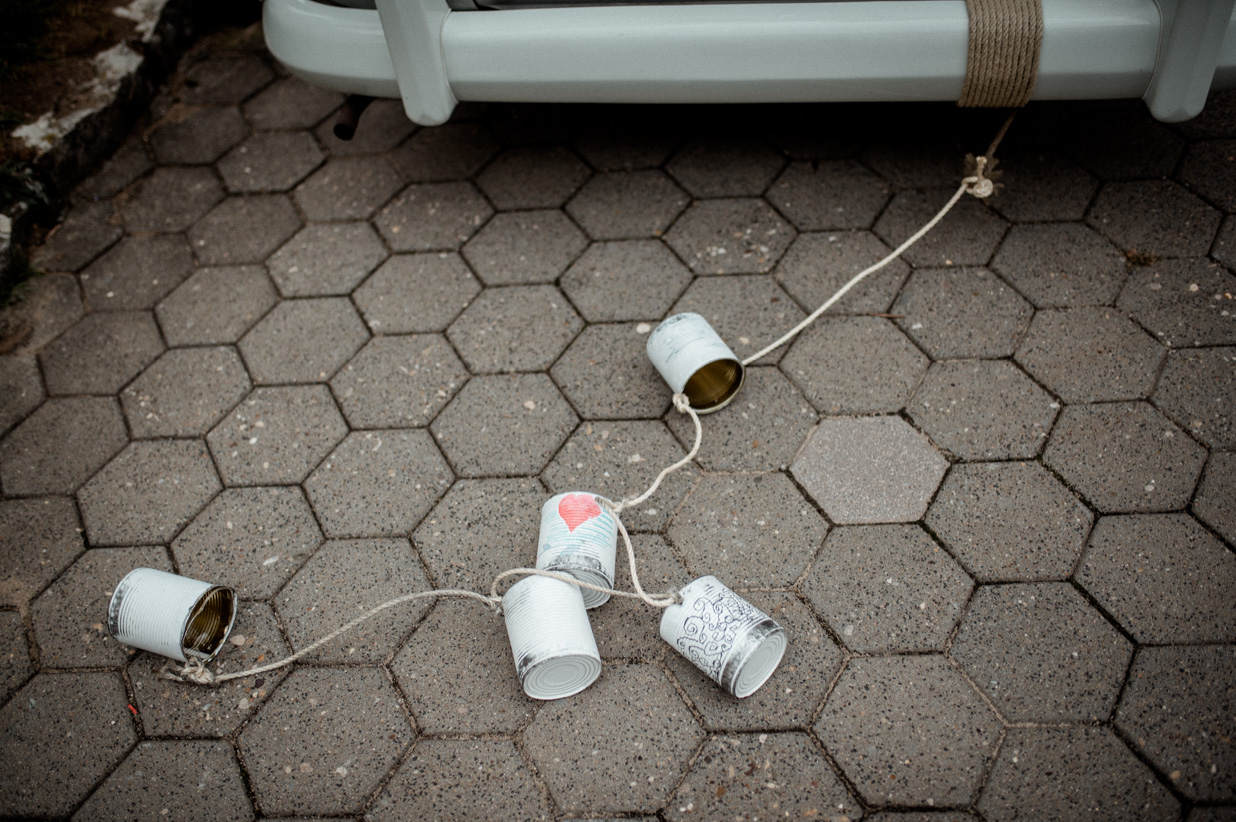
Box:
645 312 745 413
659 575 786 698
107 568 237 663
502 575 602 700
535 492 617 609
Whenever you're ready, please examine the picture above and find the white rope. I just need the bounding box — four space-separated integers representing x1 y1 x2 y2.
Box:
606 393 701 515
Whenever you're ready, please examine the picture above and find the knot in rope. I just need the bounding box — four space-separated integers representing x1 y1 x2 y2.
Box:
160 657 216 685
963 156 995 198
672 393 691 413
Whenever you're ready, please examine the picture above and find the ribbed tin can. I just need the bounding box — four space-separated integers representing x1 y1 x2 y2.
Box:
645 312 745 413
535 492 617 609
108 568 237 663
502 575 602 700
659 575 786 698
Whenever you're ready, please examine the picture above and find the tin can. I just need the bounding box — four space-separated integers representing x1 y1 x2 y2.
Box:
502 575 602 700
645 312 745 413
659 575 786 698
535 492 617 609
108 568 237 663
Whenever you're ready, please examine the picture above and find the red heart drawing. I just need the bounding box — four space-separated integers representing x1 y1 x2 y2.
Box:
558 494 602 532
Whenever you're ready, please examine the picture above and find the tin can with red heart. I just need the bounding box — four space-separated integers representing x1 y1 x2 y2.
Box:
535 491 617 609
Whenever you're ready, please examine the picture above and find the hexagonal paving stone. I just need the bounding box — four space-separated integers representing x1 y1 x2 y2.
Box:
573 113 679 171
665 198 795 275
330 114 419 192
31 546 170 667
476 145 590 209
665 732 859 822
172 486 322 599
892 267 1033 359
1154 346 1236 448
541 421 697 533
589 534 691 659
565 170 688 240
1043 402 1206 512
0 672 134 817
72 740 252 822
121 346 251 438
952 582 1133 722
156 264 278 346
238 667 412 817
330 334 467 429
462 210 588 286
861 129 972 189
1087 180 1220 258
559 240 692 322
523 663 704 815
275 538 433 662
1115 644 1236 802
373 182 493 252
148 105 248 164
766 159 892 231
242 75 343 129
909 360 1058 461
990 223 1128 308
668 274 805 365
927 462 1092 582
388 121 499 182
666 137 785 197
664 367 818 471
207 385 347 485
804 524 972 653
188 194 302 265
2 273 84 355
239 297 369 383
413 477 545 590
127 601 291 737
0 611 31 706
40 310 164 396
31 199 121 274
448 285 583 373
1015 308 1165 403
781 317 928 415
814 655 1001 807
216 131 324 192
0 497 83 606
1215 215 1236 268
73 138 152 203
80 233 194 310
354 252 480 334
292 156 403 221
874 193 1007 267
119 166 222 232
391 599 534 734
1117 258 1236 347
1194 451 1236 544
1177 119 1236 183
266 222 388 297
666 592 843 730
550 322 672 420
180 53 275 104
864 813 978 822
304 430 453 537
1077 513 1236 644
986 148 1098 222
0 397 127 495
368 739 550 822
77 440 221 545
774 230 911 315
977 727 1180 822
668 473 827 588
791 416 948 525
0 355 42 435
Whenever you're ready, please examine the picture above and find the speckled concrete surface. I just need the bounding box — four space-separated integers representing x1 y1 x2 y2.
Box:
1 23 1234 821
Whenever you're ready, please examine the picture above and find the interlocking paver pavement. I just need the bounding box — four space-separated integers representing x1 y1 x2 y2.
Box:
7 31 1236 819
951 582 1132 722
804 524 972 653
